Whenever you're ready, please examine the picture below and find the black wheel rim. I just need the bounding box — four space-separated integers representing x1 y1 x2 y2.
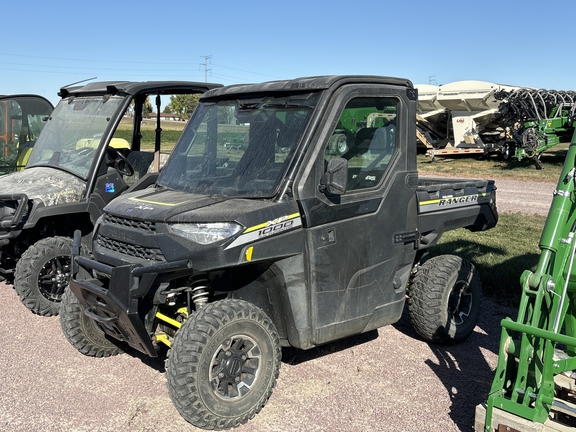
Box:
448 279 473 325
209 335 260 400
38 255 71 302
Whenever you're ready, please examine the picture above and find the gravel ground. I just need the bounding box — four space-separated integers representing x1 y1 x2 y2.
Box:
0 178 556 432
490 178 555 216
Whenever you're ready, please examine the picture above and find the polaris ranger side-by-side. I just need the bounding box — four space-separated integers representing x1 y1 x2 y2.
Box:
61 75 498 430
0 81 221 315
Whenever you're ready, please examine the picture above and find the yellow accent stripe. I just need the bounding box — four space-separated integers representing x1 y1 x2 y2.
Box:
420 192 490 206
129 196 190 207
244 212 301 234
420 198 442 206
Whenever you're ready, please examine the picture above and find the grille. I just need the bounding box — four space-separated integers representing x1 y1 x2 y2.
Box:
97 236 165 262
103 213 156 232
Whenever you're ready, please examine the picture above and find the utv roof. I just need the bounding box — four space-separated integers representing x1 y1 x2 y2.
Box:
58 81 222 98
201 75 414 99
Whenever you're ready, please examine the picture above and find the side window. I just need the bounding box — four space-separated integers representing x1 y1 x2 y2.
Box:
325 97 397 191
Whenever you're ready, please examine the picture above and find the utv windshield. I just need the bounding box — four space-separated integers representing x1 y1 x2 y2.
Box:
26 96 124 178
157 92 320 197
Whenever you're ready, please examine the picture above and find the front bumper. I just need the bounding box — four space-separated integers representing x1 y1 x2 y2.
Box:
0 193 28 247
70 248 192 357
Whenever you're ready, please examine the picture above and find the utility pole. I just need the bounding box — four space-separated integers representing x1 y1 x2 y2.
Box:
200 56 212 82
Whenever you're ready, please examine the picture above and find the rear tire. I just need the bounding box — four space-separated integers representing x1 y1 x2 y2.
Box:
59 288 126 357
408 255 481 344
14 236 73 316
166 299 281 430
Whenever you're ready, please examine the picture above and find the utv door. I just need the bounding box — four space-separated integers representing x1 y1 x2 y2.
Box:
299 87 418 345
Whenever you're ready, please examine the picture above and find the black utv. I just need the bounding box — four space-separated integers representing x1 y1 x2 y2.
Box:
61 75 498 429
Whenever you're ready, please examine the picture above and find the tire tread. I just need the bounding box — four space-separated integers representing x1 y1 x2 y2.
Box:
166 299 281 430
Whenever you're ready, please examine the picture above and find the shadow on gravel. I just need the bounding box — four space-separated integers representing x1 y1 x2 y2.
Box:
392 303 513 431
281 330 379 365
123 346 168 373
424 331 499 431
98 324 379 373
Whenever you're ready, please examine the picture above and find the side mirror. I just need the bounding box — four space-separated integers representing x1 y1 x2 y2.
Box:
319 157 348 195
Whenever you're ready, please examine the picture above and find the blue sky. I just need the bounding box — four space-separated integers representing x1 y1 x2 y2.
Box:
3 0 575 105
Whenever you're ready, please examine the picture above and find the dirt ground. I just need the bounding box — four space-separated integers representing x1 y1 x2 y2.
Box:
0 179 555 432
0 283 515 432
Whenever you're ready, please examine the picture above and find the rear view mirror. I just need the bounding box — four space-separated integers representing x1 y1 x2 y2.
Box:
319 157 348 195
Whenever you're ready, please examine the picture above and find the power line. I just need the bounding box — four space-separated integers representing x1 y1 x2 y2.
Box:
212 63 279 79
0 52 201 66
200 56 212 82
0 51 281 84
0 61 202 73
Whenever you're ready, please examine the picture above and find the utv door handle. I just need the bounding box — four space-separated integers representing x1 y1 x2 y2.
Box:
317 228 336 247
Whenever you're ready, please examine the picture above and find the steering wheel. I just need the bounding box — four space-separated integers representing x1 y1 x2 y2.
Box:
108 148 135 177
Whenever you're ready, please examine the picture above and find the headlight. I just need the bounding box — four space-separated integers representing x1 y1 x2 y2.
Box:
170 222 243 245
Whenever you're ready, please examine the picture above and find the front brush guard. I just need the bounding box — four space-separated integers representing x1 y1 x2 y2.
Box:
0 193 28 229
69 231 192 357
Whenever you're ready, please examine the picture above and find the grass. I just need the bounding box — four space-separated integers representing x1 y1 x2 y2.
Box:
114 119 186 152
417 143 569 183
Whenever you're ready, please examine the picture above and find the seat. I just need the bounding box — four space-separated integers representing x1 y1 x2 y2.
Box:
347 124 396 190
16 147 33 170
124 151 155 187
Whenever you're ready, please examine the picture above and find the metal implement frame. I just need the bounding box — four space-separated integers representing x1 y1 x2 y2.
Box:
484 132 576 430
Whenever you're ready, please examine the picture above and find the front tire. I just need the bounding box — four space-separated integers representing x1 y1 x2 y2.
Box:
59 288 126 357
14 236 74 316
166 299 281 430
408 255 481 344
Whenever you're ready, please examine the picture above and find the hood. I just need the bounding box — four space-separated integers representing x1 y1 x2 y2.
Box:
105 187 301 240
104 188 229 221
0 167 85 206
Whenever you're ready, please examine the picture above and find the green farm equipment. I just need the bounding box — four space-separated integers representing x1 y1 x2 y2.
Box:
478 132 576 431
495 88 576 169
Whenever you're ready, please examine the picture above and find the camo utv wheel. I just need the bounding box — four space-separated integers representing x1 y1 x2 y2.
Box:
408 255 481 344
59 288 126 357
166 299 281 430
14 236 74 316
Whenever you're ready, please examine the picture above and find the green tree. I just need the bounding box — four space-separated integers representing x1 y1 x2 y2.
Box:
142 97 153 117
169 94 201 120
